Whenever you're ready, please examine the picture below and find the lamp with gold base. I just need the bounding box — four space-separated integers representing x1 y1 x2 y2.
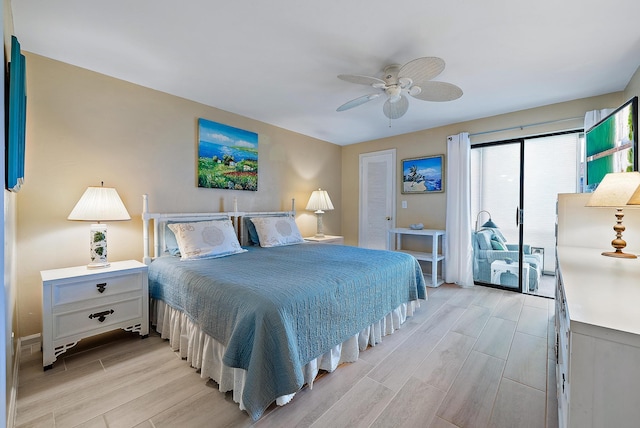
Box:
586 172 640 258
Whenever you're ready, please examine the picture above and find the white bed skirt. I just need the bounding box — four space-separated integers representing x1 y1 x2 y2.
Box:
150 298 421 413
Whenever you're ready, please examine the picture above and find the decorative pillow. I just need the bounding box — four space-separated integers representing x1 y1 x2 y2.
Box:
164 218 231 255
476 230 493 250
164 221 181 255
250 216 304 247
168 219 246 260
491 229 507 244
490 238 508 251
243 217 261 245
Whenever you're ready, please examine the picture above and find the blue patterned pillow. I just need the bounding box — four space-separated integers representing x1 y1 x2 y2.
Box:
243 217 261 245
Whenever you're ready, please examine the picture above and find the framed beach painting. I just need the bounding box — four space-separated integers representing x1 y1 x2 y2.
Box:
402 155 444 194
197 118 258 191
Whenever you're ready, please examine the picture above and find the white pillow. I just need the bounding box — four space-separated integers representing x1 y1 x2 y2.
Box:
168 219 246 260
250 216 304 247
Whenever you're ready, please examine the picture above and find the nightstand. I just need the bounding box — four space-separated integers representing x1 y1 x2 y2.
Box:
304 235 344 244
41 260 149 370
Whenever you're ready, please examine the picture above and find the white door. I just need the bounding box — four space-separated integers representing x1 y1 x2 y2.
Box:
359 149 396 249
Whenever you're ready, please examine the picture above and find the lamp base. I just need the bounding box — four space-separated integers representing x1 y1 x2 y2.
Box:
314 210 325 238
87 261 111 269
89 223 109 268
602 209 637 259
601 251 637 259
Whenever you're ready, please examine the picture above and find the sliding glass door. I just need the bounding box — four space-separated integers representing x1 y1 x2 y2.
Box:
521 133 580 296
471 141 524 292
471 132 581 296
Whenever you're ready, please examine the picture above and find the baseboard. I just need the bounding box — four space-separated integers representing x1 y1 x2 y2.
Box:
7 337 20 428
19 333 41 345
7 333 42 428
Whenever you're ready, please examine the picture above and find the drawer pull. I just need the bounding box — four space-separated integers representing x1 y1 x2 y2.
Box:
89 309 114 323
96 283 107 293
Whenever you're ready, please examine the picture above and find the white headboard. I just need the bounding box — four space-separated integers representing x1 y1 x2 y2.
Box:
141 194 296 263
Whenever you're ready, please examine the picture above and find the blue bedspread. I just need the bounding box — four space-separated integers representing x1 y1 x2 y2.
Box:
148 243 426 420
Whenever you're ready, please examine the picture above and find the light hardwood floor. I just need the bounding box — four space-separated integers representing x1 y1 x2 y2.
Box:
15 284 558 428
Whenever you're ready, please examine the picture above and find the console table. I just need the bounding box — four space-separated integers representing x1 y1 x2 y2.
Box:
387 228 445 287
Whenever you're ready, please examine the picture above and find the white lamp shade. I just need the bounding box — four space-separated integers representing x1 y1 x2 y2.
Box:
68 186 131 221
305 189 334 212
586 172 640 208
626 182 640 205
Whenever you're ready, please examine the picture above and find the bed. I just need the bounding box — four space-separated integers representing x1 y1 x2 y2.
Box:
142 195 427 420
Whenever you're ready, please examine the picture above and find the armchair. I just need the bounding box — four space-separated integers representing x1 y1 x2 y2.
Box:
472 229 542 291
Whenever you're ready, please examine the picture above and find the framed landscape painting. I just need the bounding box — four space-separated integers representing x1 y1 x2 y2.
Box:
198 118 258 191
402 155 444 194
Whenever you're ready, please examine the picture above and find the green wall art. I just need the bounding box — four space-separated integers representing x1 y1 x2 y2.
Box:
198 118 258 191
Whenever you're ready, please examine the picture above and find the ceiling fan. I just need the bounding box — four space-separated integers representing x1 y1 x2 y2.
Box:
336 57 463 120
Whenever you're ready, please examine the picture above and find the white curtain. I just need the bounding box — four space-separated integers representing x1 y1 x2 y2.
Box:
584 108 613 131
445 133 474 287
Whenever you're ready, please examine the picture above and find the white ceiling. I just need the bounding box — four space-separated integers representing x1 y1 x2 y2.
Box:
10 0 640 146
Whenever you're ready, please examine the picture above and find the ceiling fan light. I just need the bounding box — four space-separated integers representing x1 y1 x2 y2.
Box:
385 85 402 102
337 56 462 119
398 77 413 88
383 95 409 119
409 86 422 96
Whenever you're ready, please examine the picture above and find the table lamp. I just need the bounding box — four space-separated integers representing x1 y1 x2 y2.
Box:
586 172 640 258
306 188 334 238
68 183 131 268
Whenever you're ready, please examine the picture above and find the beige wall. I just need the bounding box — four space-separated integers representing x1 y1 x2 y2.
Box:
557 192 640 252
624 65 640 101
341 93 625 247
17 53 342 337
16 53 640 339
3 0 17 423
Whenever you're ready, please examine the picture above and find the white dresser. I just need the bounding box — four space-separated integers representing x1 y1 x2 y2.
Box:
41 260 149 369
556 193 640 427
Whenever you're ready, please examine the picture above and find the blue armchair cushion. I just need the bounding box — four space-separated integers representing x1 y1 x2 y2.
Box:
491 239 508 250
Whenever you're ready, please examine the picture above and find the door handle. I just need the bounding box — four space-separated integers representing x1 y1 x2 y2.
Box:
386 216 392 221
515 207 524 226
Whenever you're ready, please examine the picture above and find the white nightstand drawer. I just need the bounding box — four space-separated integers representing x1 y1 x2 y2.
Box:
52 272 144 306
41 260 149 369
53 296 143 341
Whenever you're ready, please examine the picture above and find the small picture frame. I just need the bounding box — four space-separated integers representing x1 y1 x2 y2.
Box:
531 246 545 273
401 155 444 194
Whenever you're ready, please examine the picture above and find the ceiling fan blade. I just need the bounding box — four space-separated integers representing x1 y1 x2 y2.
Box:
410 81 463 102
336 93 381 112
383 95 409 119
398 57 445 82
338 74 387 87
